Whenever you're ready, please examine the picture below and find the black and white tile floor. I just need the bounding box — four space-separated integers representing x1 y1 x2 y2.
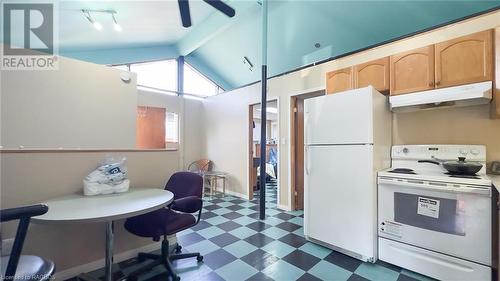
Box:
74 182 434 281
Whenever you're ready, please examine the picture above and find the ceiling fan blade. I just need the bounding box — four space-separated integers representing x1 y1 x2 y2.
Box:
203 0 236 17
178 0 192 27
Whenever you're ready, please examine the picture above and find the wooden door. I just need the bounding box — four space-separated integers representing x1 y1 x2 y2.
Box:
353 57 390 93
136 106 166 149
435 30 493 88
326 67 353 94
390 46 435 95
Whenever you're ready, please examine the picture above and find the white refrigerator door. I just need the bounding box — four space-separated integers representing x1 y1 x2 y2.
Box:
304 88 374 145
304 144 376 261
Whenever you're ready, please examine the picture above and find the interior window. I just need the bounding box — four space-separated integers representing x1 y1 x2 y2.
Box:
165 112 179 149
184 63 223 97
130 60 177 91
136 106 179 150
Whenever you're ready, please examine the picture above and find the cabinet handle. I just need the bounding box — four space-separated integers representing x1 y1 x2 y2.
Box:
429 82 434 87
436 81 441 86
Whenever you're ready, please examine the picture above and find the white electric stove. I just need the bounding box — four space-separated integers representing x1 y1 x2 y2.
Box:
378 145 494 281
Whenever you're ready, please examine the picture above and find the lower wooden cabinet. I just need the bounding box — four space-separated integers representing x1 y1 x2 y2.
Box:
353 57 390 93
326 67 353 94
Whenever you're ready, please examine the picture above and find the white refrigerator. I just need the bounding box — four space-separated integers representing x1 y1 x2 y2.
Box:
303 86 392 262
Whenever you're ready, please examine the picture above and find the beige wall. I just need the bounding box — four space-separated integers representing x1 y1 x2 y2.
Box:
1 56 138 149
1 151 179 272
202 10 500 208
0 58 204 275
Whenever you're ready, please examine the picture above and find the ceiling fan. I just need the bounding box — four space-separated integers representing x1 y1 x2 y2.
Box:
178 0 236 27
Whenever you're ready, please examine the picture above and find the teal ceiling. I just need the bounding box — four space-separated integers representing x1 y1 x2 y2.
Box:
54 0 499 91
186 0 500 89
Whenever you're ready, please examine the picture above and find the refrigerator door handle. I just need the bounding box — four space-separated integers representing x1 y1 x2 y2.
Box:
305 146 310 175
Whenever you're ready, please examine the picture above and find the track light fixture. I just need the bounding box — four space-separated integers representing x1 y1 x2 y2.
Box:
82 9 122 32
112 13 122 32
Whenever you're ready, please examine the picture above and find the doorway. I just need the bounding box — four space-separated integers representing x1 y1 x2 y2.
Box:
290 90 324 210
248 100 279 206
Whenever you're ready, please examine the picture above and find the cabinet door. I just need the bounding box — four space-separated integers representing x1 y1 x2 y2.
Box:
435 30 493 88
326 67 353 94
494 27 500 119
354 57 390 93
390 46 435 95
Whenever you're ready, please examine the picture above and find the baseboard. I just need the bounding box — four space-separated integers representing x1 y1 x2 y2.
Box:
277 204 292 211
212 188 248 200
54 236 176 280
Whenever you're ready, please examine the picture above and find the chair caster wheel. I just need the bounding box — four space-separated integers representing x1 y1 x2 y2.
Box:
175 245 182 254
172 275 180 281
197 255 203 262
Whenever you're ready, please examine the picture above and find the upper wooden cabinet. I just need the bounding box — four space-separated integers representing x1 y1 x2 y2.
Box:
326 67 353 94
353 57 390 93
435 30 493 89
390 46 435 95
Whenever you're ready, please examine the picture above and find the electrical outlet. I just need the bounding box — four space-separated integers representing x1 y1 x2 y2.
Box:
1 238 14 257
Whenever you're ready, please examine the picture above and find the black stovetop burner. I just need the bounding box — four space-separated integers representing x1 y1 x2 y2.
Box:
445 173 480 179
389 168 417 174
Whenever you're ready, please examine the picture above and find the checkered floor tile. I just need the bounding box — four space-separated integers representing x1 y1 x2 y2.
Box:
71 182 434 281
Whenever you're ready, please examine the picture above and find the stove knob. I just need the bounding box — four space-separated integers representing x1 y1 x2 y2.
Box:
395 147 402 154
459 149 468 156
402 148 409 154
470 149 480 156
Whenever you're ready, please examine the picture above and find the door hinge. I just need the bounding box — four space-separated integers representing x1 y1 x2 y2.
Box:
294 191 298 196
293 107 298 113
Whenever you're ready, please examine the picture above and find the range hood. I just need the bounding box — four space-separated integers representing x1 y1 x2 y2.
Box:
390 81 492 113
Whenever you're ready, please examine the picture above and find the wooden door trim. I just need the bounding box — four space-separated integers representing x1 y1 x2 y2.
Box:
290 97 297 210
248 104 254 200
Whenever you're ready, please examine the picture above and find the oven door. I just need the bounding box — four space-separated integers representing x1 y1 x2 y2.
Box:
378 177 492 265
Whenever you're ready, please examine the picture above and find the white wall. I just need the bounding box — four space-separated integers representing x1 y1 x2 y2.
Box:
0 56 204 276
201 11 500 208
1 57 138 149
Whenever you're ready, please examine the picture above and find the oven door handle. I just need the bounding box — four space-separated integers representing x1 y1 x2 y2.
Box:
378 177 491 196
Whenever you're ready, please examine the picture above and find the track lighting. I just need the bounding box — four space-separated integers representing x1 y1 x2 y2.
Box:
112 13 122 32
82 9 122 32
93 21 103 31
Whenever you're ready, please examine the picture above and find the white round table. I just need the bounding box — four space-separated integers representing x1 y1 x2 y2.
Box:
33 188 174 281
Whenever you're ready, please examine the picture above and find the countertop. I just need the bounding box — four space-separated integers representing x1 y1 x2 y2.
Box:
488 174 500 193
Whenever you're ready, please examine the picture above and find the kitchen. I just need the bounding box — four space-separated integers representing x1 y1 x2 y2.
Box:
2 3 500 281
204 10 500 281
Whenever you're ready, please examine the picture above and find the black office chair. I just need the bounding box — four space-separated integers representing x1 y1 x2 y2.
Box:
1 204 55 281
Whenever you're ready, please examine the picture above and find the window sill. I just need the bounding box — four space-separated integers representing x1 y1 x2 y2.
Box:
0 148 178 153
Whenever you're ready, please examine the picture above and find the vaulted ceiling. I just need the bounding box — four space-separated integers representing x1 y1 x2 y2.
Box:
57 0 500 91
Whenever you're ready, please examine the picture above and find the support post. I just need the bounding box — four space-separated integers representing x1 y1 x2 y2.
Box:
177 56 185 95
259 0 268 220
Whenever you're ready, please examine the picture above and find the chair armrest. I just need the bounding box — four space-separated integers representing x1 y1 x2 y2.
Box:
171 196 202 214
0 204 48 222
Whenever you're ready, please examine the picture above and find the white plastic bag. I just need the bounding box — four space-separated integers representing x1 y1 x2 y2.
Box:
83 156 130 196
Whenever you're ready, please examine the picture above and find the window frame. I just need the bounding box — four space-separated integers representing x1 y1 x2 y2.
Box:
110 59 225 97
183 62 225 97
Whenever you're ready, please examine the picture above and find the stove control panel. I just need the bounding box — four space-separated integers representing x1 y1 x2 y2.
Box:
392 145 486 161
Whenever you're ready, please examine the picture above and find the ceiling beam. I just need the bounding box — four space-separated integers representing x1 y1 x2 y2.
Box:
176 0 258 56
60 44 179 65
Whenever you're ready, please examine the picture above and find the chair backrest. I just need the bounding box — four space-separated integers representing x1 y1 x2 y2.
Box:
187 159 212 173
165 172 203 199
0 204 48 279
